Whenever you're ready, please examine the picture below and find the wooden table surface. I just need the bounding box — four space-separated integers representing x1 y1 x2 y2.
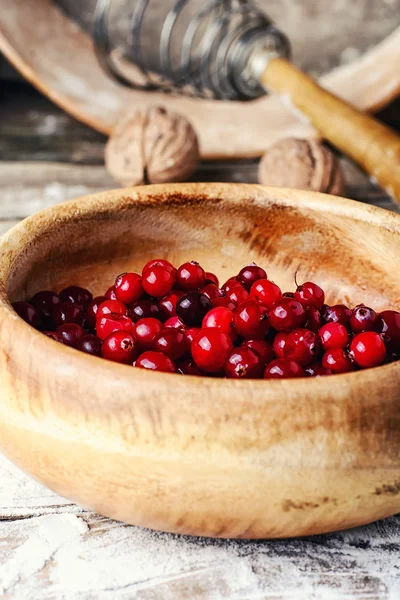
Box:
0 76 399 599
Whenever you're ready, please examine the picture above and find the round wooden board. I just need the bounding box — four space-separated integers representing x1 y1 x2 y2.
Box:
0 0 400 159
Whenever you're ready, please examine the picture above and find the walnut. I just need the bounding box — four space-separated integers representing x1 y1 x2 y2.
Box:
105 106 200 186
258 138 345 196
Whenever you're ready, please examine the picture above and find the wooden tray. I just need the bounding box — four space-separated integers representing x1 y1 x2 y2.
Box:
0 0 400 159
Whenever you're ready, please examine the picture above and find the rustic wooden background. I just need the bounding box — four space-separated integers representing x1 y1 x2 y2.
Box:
0 14 400 595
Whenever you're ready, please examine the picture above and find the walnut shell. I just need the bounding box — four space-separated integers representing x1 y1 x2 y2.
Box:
258 138 346 196
105 107 200 186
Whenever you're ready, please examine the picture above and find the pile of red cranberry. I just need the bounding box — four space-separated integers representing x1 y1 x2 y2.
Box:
12 260 399 378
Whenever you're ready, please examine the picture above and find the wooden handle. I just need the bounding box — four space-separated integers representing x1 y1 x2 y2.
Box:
260 57 400 203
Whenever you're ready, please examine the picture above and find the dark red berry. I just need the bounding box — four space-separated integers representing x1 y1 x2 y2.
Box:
304 307 323 332
211 296 236 311
202 306 236 340
158 289 184 319
102 331 138 364
52 301 84 327
233 300 269 339
43 331 65 344
200 284 224 301
205 272 219 286
250 279 282 308
142 259 175 276
191 328 233 373
114 272 144 305
12 301 40 328
105 286 117 300
97 299 127 319
185 327 200 344
350 304 377 333
226 284 249 306
375 310 400 354
96 314 133 340
77 334 102 357
60 286 93 308
164 316 186 330
322 348 354 374
86 296 107 329
153 328 188 360
264 359 305 379
130 299 161 322
269 298 306 331
136 351 176 373
305 363 333 377
282 292 295 298
31 290 60 328
242 339 274 365
224 347 263 379
176 261 206 291
294 281 325 309
177 356 205 376
237 264 267 291
349 332 386 368
283 328 321 366
56 323 85 347
176 291 212 326
273 332 288 358
133 317 163 350
321 304 351 329
142 265 176 297
319 322 349 350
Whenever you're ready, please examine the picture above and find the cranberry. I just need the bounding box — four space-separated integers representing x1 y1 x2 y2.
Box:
222 277 239 293
86 296 107 329
375 310 400 355
242 339 274 365
52 301 84 327
205 272 219 286
77 334 102 357
96 314 133 340
56 323 85 347
224 347 263 379
105 286 117 300
321 304 351 329
202 306 236 340
130 299 161 322
176 291 212 326
319 322 349 350
233 300 269 339
142 265 176 297
114 272 144 305
102 331 138 364
185 327 200 344
350 304 377 333
153 328 188 360
12 301 40 328
237 264 267 291
142 259 175 276
158 289 184 319
294 281 325 309
97 299 127 319
31 290 60 328
250 279 282 308
133 317 163 350
322 348 354 374
60 286 93 308
273 332 288 358
43 331 65 344
350 332 386 368
226 284 249 306
177 356 205 376
200 284 224 301
305 363 333 377
164 316 186 330
176 261 206 291
136 351 176 373
283 328 320 366
304 307 323 332
191 328 233 373
264 359 305 379
269 298 306 332
211 296 236 311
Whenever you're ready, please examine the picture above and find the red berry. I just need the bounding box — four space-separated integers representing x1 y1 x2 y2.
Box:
264 359 305 379
86 296 107 329
319 322 349 350
130 299 161 322
97 299 127 319
77 334 102 357
176 291 212 326
211 296 236 311
305 363 333 377
200 284 224 301
350 304 377 333
241 339 274 365
226 284 249 306
102 331 138 364
272 332 288 358
185 327 200 344
56 323 85 347
237 264 267 291
269 298 306 331
177 356 205 376
233 300 269 339
304 307 323 332
202 306 236 340
164 316 186 330
12 301 40 328
322 348 354 374
142 265 176 298
224 347 264 379
142 259 175 276
349 332 386 368
96 314 133 340
205 272 219 286
158 289 184 319
60 286 93 308
176 261 206 291
153 328 188 360
43 331 65 344
250 279 282 308
294 281 325 309
321 304 351 329
105 286 117 300
114 272 144 305
31 291 60 329
375 310 400 354
52 301 84 327
284 328 321 366
136 351 176 373
222 277 239 293
191 328 233 373
133 317 163 350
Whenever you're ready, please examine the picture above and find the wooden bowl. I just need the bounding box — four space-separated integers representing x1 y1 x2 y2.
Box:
0 183 399 539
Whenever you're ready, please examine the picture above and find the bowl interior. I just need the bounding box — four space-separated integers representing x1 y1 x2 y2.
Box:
5 184 400 311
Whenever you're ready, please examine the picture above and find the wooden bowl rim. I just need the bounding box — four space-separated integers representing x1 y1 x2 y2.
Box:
0 182 399 401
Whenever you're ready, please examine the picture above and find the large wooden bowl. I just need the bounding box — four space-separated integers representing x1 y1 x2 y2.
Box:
0 183 399 538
